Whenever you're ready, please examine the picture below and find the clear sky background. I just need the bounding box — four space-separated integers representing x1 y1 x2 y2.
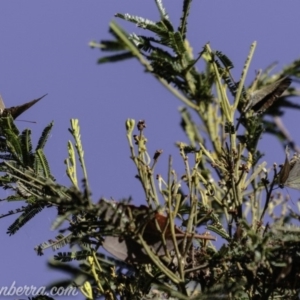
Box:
0 1 300 299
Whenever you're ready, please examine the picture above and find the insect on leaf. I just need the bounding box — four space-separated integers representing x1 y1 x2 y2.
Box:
0 94 47 119
247 77 291 114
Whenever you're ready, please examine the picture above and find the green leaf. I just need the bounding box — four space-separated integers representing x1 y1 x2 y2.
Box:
97 52 134 64
178 0 192 38
20 129 33 167
36 121 54 151
34 149 52 179
7 204 45 235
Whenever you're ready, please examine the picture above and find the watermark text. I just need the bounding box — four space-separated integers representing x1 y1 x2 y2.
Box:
0 281 78 297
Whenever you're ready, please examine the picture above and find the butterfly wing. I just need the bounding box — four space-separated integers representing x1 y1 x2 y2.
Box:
278 147 291 188
284 158 300 190
250 77 291 114
0 95 5 114
2 94 47 119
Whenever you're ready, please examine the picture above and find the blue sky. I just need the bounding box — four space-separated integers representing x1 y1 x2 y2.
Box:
0 1 300 299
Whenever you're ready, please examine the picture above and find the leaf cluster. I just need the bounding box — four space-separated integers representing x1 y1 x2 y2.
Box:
2 1 300 300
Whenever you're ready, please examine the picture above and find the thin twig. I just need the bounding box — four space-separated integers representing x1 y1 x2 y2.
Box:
273 116 300 153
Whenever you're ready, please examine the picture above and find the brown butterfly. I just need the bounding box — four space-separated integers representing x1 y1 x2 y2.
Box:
99 200 216 264
246 76 291 114
0 94 47 119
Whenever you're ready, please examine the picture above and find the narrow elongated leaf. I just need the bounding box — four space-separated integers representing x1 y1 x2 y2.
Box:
5 128 23 163
215 50 234 70
97 52 134 64
7 204 44 235
20 129 33 166
35 149 52 179
36 121 54 151
179 0 192 38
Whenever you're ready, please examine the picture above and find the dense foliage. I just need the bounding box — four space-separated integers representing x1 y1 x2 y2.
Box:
2 1 300 299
